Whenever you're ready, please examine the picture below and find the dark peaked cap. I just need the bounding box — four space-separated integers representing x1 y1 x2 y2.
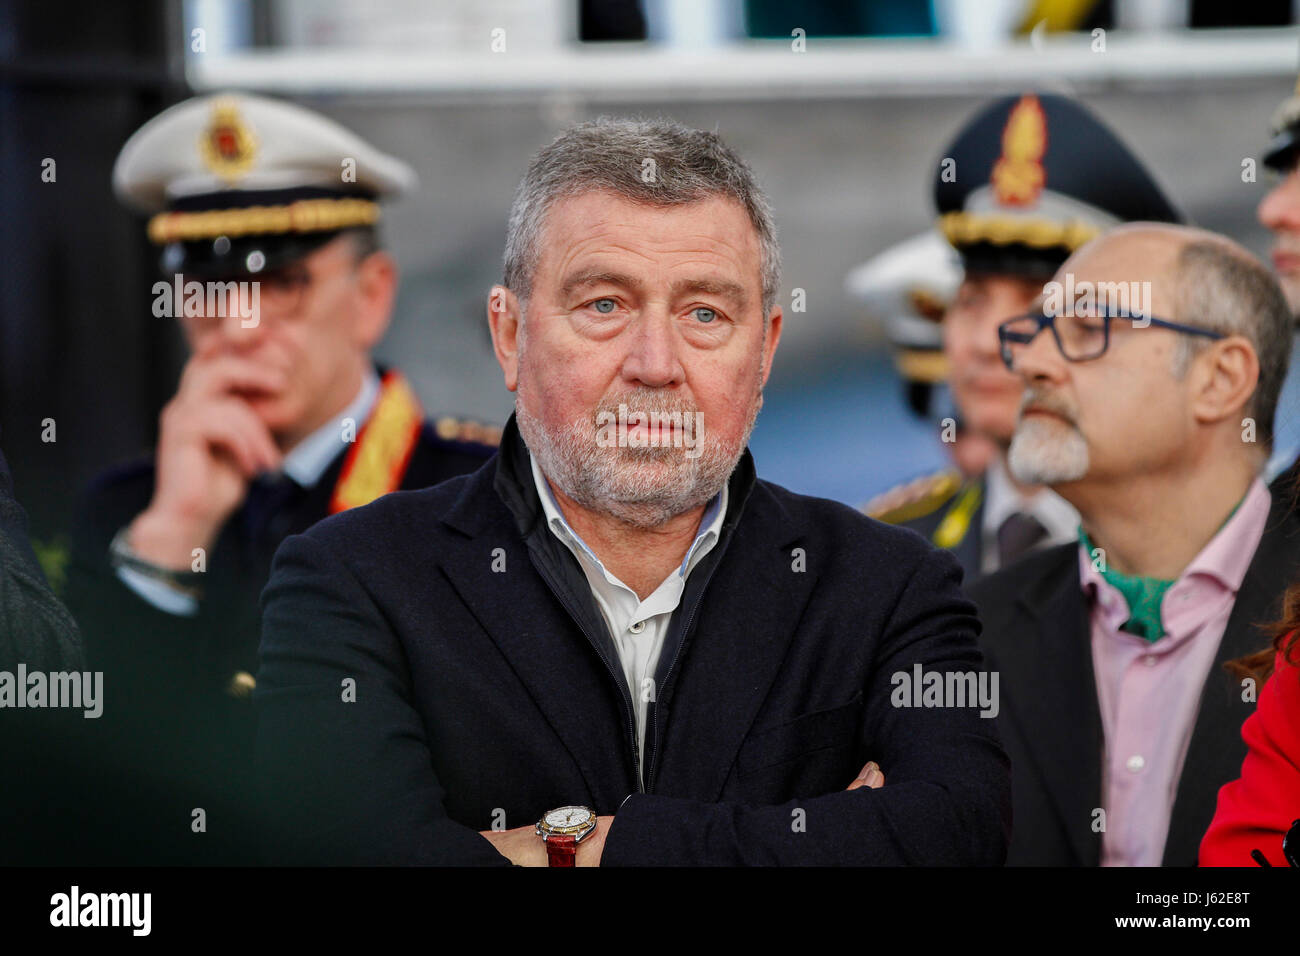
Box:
934 93 1185 279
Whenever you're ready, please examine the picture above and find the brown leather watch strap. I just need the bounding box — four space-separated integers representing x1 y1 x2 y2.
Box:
545 834 578 867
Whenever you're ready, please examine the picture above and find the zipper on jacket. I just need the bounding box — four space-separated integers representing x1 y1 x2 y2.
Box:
643 555 725 794
532 559 645 793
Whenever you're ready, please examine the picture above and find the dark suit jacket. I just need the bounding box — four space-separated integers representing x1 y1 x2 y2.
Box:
254 414 1012 865
54 397 493 864
0 443 82 671
967 471 1300 866
0 441 83 865
0 447 88 868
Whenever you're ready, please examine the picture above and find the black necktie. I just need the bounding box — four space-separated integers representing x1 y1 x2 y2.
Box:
242 473 304 548
996 511 1049 568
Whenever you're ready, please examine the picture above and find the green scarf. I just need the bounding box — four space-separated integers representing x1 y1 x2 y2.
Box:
1077 493 1246 643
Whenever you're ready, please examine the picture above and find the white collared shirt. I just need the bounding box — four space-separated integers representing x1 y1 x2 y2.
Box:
979 453 1079 575
280 367 381 487
117 367 382 616
530 452 727 778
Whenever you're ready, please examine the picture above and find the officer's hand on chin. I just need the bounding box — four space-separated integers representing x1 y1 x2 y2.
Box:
127 343 285 570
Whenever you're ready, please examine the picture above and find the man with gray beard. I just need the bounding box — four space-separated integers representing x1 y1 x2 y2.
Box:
968 222 1300 866
253 117 1011 866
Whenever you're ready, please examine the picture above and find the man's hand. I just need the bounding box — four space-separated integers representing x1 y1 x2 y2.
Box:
845 760 884 791
479 815 615 867
129 345 286 569
479 824 548 867
576 815 614 867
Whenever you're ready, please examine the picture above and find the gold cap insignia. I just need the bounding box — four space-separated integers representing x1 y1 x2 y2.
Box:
991 95 1047 207
199 99 257 183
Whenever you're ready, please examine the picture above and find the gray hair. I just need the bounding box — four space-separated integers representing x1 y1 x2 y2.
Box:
502 116 781 319
1170 240 1292 450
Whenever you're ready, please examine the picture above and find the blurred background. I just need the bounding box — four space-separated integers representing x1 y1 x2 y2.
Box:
3 0 1299 583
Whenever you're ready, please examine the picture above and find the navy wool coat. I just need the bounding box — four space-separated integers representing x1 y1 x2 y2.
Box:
254 414 1012 865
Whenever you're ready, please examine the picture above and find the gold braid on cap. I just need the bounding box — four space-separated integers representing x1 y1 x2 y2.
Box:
938 211 1100 252
147 197 379 244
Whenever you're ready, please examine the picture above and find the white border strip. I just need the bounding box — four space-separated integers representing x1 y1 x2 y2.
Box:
188 29 1300 99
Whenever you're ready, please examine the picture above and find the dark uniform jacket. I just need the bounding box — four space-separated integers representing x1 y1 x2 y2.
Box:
966 464 1300 866
890 472 987 580
254 414 1012 865
56 384 493 864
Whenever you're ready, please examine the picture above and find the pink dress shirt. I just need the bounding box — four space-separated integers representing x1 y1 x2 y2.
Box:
1078 478 1272 866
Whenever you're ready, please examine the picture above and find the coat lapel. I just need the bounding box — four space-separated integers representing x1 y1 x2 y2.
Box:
997 546 1103 865
648 484 809 801
432 416 777 809
1162 487 1300 865
435 500 640 806
436 455 639 806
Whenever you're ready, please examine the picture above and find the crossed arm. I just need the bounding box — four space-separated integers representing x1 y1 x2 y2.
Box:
255 529 1009 866
480 761 887 866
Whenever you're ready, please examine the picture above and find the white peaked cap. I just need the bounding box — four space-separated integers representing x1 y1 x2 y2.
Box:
113 90 418 213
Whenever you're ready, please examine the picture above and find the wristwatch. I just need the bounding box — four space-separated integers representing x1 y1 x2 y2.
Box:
109 525 205 598
535 805 597 867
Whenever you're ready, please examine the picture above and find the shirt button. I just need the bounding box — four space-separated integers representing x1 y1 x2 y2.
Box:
1126 754 1145 773
1143 655 1157 667
629 620 646 634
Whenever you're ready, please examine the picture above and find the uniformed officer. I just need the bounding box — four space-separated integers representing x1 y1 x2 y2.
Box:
63 92 499 863
864 93 1185 580
1253 75 1300 480
849 229 1000 523
845 229 962 421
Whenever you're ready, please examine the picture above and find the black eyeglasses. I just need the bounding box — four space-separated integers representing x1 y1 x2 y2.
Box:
996 309 1225 370
184 263 316 328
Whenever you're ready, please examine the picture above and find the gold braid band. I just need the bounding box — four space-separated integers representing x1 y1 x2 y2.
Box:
893 349 949 385
328 370 424 515
933 482 983 550
147 197 380 244
938 211 1101 252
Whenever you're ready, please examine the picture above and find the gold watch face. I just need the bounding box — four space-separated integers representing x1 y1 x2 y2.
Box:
540 805 594 834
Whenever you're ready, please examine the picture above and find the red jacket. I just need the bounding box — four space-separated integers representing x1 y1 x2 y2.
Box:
1199 644 1300 866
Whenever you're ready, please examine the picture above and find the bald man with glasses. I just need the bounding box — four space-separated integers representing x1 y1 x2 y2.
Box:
967 222 1300 866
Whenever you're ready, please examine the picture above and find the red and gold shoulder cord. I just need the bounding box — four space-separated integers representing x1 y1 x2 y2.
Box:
328 369 424 515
